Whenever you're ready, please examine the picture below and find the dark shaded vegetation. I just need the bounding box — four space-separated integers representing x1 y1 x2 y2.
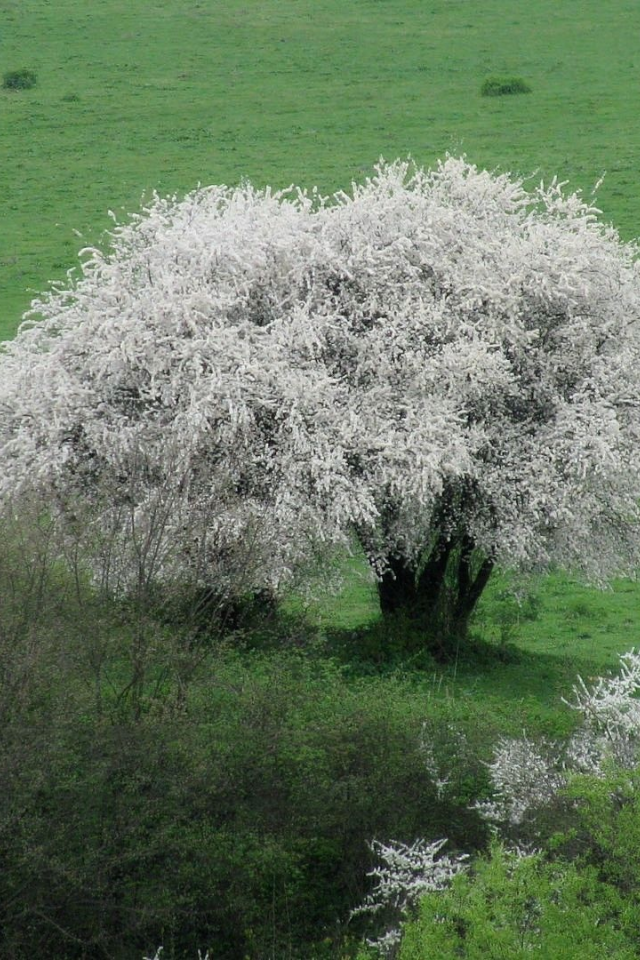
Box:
3 512 640 957
5 506 640 960
2 68 37 90
480 75 532 97
0 518 499 959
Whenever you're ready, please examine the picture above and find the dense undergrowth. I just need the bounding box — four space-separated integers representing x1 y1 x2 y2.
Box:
0 519 495 959
2 516 640 957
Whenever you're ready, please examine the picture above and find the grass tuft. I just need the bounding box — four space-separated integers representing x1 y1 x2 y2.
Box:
481 75 532 97
3 68 37 90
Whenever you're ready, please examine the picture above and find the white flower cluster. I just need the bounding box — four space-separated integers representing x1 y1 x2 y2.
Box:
474 735 566 827
351 838 468 956
479 649 640 830
3 158 640 600
565 648 640 768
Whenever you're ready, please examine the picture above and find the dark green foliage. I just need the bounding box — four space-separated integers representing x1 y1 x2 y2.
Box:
561 768 640 906
397 845 636 959
481 75 532 97
0 526 494 960
5 508 640 955
2 68 37 90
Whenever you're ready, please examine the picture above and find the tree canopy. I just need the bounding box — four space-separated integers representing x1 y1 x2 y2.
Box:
2 158 640 646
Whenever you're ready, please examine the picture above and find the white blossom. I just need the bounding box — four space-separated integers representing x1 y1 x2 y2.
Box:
474 735 566 827
477 649 640 831
564 648 640 770
351 838 468 956
3 159 640 601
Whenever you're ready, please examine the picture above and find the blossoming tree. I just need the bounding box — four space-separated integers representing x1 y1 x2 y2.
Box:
317 160 640 651
2 158 640 650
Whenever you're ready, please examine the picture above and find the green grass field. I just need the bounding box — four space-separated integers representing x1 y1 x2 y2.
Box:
4 0 640 340
300 561 640 737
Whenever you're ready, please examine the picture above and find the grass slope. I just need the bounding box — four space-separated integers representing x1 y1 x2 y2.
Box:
3 0 640 338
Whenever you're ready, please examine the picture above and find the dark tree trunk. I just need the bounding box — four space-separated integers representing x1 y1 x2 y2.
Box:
374 535 494 660
378 555 422 616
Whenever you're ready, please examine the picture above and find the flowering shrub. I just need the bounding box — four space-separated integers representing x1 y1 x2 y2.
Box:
473 734 566 828
476 649 640 835
351 838 468 956
358 649 640 955
0 182 366 603
565 648 640 766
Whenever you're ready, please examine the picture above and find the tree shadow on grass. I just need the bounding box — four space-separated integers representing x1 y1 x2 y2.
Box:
318 616 605 739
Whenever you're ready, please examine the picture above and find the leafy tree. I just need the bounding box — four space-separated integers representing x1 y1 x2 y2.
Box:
2 159 640 651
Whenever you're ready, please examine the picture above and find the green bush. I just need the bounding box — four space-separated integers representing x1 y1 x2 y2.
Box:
561 768 640 908
2 68 37 90
480 75 532 97
397 845 636 959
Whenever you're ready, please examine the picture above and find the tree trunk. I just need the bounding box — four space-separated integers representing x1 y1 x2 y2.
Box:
375 536 493 660
377 555 422 616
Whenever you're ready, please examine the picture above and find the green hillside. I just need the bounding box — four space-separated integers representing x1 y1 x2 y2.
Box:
3 0 640 338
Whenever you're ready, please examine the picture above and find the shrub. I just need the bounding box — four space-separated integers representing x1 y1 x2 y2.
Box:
563 766 640 908
397 845 636 959
351 838 468 955
480 75 531 96
2 69 37 90
354 649 640 955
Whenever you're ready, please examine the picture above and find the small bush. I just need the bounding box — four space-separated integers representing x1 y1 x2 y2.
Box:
481 75 531 97
398 845 636 959
2 69 37 91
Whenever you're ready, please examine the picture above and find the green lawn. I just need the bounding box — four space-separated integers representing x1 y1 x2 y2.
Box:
3 0 640 338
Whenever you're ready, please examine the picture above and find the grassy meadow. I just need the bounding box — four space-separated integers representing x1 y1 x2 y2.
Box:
4 0 640 340
4 1 640 955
